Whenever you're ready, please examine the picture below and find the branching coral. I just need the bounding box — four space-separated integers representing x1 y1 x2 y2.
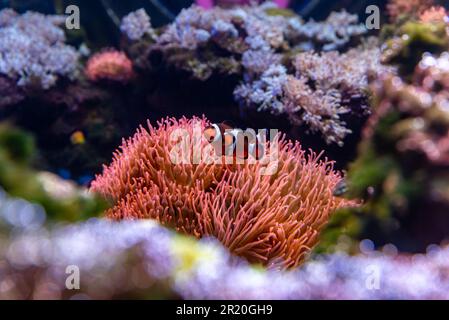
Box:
234 64 287 114
91 116 352 269
235 43 388 145
0 9 79 90
157 3 286 52
85 50 134 83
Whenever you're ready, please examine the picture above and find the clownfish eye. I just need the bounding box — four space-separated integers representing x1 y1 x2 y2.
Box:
204 124 221 143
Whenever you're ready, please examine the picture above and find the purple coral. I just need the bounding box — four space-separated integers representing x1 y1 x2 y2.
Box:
151 3 366 83
234 64 287 113
0 8 18 27
0 9 79 90
157 2 294 52
120 8 156 41
235 43 389 145
153 2 298 80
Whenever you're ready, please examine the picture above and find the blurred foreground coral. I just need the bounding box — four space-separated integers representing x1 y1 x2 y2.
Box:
0 216 448 299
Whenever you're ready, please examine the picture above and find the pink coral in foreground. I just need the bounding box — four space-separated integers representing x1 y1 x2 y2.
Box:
91 117 353 269
85 50 134 82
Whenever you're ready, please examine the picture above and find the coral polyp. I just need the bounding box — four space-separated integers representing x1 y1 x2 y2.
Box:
91 117 352 269
85 50 134 83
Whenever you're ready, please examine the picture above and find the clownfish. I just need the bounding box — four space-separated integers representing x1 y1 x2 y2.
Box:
203 122 266 160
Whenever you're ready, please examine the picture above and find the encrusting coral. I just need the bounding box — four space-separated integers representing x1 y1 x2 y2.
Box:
91 116 353 269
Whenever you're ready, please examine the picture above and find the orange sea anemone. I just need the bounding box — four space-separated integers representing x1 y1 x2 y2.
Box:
85 50 134 82
91 117 353 269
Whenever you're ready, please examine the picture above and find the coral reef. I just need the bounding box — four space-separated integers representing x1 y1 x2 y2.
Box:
0 9 79 90
1 216 449 299
113 3 372 153
323 52 449 252
91 116 352 269
141 3 366 80
1 0 449 301
85 50 134 83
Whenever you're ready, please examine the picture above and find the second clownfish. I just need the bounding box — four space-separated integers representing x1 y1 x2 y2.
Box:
203 122 266 160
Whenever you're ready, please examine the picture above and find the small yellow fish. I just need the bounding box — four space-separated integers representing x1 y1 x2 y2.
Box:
70 131 86 145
